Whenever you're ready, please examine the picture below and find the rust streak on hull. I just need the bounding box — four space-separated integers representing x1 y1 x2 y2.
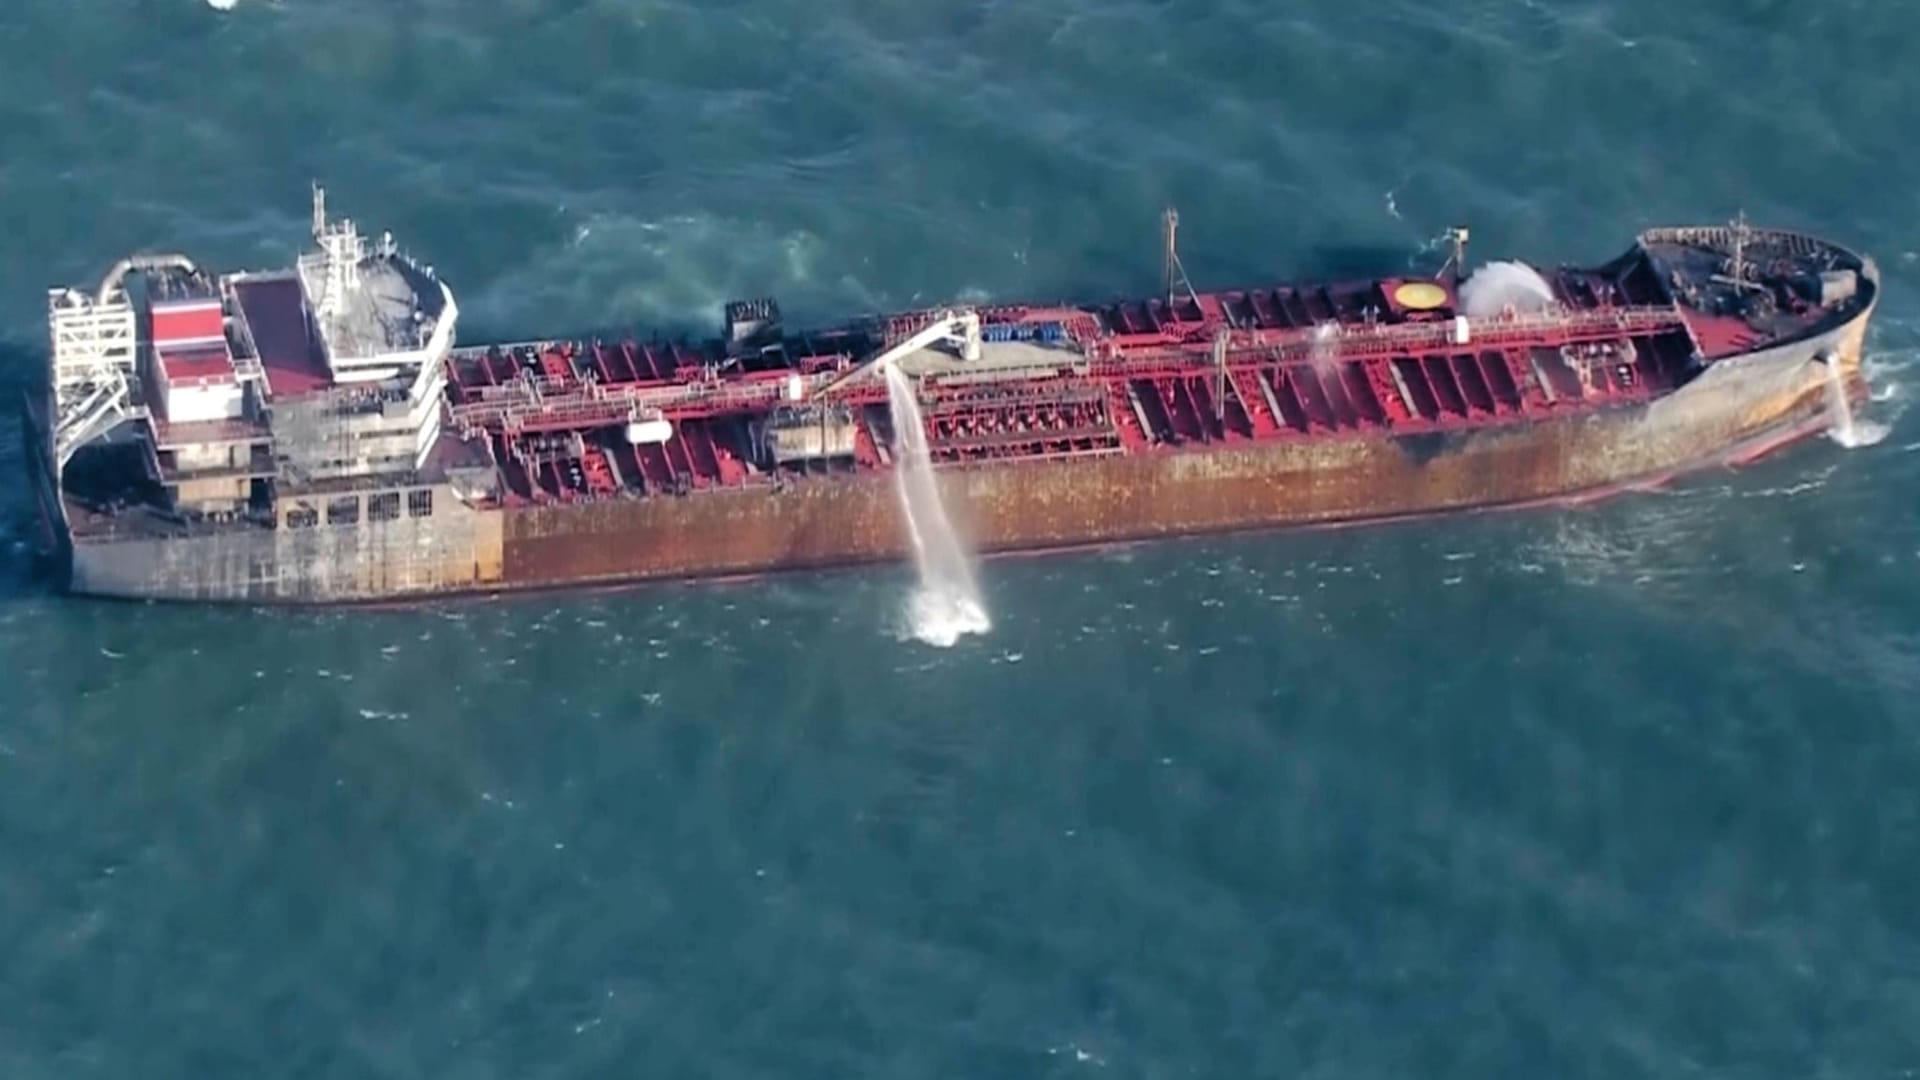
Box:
496 311 1866 592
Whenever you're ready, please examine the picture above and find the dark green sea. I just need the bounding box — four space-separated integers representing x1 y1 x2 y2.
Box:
4 1 1919 1076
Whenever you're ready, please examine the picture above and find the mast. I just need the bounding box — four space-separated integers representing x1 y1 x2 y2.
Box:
1162 207 1179 308
1731 210 1748 290
1159 206 1204 314
1212 328 1228 428
1438 226 1470 284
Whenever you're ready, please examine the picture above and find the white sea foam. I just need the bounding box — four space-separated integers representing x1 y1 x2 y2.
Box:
1860 348 1917 428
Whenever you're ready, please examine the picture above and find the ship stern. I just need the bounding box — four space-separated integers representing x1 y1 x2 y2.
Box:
1828 252 1878 397
17 386 73 588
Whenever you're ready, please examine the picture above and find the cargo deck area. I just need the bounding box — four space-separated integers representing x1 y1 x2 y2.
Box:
442 264 1719 506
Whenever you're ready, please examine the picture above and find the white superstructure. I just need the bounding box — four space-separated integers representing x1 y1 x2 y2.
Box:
43 184 464 524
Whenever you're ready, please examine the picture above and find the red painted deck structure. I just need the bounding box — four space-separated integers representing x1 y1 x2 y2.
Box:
440 246 1728 506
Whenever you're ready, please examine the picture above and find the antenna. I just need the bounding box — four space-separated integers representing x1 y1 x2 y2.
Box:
1162 207 1179 307
1730 210 1749 289
309 181 364 324
1437 226 1470 283
1212 328 1228 428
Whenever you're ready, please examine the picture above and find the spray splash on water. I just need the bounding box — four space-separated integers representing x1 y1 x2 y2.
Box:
884 363 990 647
1458 261 1556 318
1824 361 1890 449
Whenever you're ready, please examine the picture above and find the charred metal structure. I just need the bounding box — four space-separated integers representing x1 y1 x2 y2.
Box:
20 191 1878 603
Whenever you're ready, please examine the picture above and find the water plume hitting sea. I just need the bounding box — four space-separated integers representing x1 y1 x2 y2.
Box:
884 362 990 646
1826 361 1891 449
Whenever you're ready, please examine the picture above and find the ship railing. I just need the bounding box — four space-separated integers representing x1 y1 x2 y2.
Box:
1641 225 1831 259
919 381 1109 411
150 415 274 448
1242 304 1685 353
449 372 803 434
229 352 266 383
443 306 1692 435
458 381 532 406
1088 304 1687 370
452 371 594 410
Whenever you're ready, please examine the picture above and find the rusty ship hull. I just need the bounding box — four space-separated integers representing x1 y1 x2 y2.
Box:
22 202 1880 605
506 323 1868 589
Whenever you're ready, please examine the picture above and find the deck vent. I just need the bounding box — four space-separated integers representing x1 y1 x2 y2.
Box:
725 297 782 348
1815 270 1857 307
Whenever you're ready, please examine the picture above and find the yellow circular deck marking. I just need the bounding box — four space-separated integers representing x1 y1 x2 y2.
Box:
1393 281 1449 310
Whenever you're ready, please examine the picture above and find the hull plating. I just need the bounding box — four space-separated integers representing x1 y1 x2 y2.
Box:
61 303 1870 604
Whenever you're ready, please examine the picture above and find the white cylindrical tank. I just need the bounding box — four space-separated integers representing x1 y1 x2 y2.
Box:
625 417 674 445
784 372 804 401
1452 315 1471 345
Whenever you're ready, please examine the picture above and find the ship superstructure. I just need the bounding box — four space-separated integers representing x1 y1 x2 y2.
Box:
27 187 470 591
20 191 1877 603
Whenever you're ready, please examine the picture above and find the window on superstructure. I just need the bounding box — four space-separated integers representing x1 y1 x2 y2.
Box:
285 504 319 529
326 495 361 526
368 492 402 522
408 489 433 518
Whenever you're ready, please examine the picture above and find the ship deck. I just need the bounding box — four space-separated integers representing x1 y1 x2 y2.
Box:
231 275 332 398
441 259 1733 506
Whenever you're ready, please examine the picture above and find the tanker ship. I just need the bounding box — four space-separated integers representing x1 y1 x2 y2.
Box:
19 187 1877 603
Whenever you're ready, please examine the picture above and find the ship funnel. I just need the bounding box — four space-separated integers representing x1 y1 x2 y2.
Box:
96 253 200 303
